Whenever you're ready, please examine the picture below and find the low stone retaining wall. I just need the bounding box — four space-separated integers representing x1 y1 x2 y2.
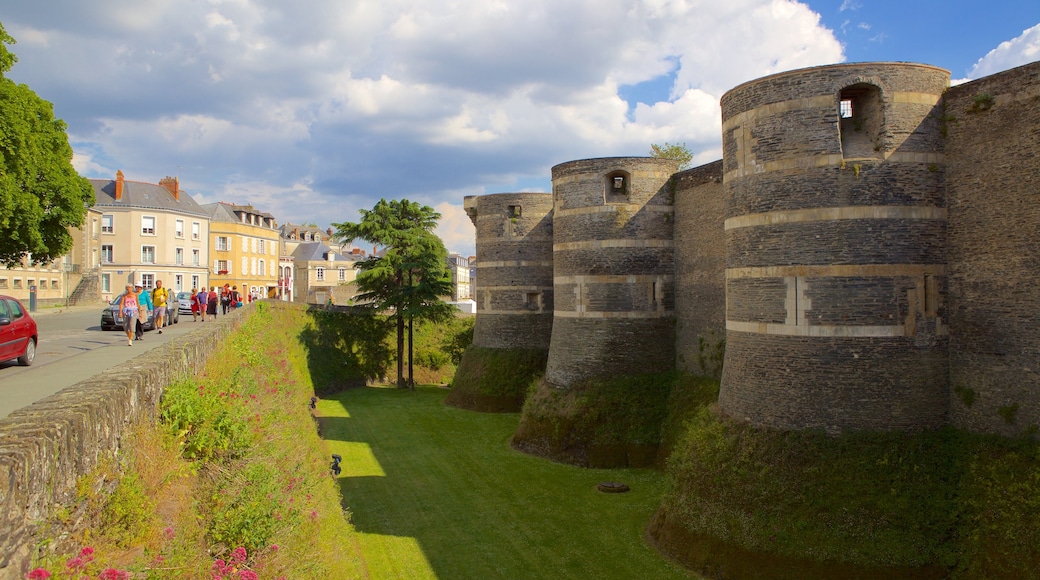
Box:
0 305 252 578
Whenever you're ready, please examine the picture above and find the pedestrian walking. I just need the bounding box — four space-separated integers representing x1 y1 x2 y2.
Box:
118 284 139 347
152 280 169 334
135 285 153 340
190 288 200 321
207 286 219 318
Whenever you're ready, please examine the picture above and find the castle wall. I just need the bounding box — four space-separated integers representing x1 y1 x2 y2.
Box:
466 193 555 351
673 161 727 375
944 61 1040 436
717 63 951 432
544 157 679 387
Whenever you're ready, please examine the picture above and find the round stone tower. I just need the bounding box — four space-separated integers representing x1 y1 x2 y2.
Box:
717 62 951 433
544 157 679 387
466 192 555 351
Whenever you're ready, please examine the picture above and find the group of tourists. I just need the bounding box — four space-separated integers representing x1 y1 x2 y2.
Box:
187 284 245 322
117 281 254 346
116 280 171 347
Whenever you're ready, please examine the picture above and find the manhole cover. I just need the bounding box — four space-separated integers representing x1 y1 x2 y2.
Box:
597 482 630 493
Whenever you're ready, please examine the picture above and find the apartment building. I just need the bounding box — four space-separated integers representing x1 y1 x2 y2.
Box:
202 202 280 299
90 171 210 301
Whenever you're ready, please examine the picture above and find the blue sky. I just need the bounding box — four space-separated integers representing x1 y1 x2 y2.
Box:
2 1 1038 257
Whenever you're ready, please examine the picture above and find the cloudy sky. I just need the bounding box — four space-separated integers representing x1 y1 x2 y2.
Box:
2 1 1038 256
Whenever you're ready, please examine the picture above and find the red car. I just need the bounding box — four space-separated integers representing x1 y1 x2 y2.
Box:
0 295 37 366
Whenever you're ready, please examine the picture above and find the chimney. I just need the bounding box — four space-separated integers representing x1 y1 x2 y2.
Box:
327 227 334 237
115 170 125 200
159 176 180 200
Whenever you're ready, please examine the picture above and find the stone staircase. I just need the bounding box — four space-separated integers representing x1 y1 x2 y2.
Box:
68 268 101 306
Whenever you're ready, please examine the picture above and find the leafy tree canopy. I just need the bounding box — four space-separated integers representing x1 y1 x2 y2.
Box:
650 141 694 171
0 23 94 266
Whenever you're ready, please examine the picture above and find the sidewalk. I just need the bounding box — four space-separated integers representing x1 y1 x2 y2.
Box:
28 303 107 318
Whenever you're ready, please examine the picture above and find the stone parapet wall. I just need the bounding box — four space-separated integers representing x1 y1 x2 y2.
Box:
944 61 1040 436
0 306 251 577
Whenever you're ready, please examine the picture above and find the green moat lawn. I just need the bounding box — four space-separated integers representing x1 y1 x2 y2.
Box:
319 385 695 579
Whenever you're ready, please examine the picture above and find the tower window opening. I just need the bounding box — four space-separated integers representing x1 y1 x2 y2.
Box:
508 205 522 218
840 99 853 118
613 177 624 189
604 170 631 202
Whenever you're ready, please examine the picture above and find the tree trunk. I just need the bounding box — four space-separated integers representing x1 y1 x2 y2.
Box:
408 313 414 390
396 311 406 388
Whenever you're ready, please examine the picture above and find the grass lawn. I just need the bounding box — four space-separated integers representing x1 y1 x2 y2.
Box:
319 385 696 580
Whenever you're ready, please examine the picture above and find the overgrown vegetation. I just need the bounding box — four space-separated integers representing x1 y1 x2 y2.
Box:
30 303 366 578
445 345 547 412
658 396 1040 577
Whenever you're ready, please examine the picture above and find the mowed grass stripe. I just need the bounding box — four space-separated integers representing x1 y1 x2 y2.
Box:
319 385 695 580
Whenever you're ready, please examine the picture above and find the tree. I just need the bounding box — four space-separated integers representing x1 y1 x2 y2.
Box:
333 199 454 389
0 23 94 267
650 141 694 170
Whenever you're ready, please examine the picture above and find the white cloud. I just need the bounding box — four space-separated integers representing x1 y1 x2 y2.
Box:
966 23 1040 79
3 0 847 254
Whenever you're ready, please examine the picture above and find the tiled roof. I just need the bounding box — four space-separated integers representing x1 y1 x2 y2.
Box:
90 179 209 217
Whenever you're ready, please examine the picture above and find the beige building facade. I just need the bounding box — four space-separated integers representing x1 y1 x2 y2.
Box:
90 172 211 302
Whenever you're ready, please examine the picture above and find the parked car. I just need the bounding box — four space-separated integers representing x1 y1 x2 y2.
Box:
176 291 193 318
100 293 156 332
163 293 180 326
0 295 37 366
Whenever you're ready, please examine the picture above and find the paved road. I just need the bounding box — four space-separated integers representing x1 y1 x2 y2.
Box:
0 304 216 419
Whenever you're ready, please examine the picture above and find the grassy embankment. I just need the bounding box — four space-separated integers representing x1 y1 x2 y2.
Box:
28 304 692 579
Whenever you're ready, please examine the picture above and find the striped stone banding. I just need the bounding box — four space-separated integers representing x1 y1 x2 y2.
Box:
724 206 947 230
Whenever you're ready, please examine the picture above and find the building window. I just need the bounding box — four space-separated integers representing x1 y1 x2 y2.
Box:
338 268 346 281
0 278 7 289
13 279 22 289
259 260 266 277
27 279 35 290
101 274 111 293
216 260 230 275
141 273 154 289
216 236 230 251
92 218 99 239
508 205 522 218
101 245 113 263
192 222 201 240
175 247 184 265
142 216 156 235
39 279 47 289
175 219 185 238
142 245 156 264
52 278 59 290
316 267 325 281
101 214 114 233
192 249 200 266
191 275 200 291
175 274 184 292
257 239 265 254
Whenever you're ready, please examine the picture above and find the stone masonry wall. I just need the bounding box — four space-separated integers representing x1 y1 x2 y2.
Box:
545 157 679 387
0 307 250 578
673 161 727 375
944 61 1040 436
466 193 555 351
717 63 951 433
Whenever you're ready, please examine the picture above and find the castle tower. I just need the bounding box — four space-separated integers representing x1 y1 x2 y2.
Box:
446 193 554 412
466 193 555 351
717 63 951 433
544 157 679 387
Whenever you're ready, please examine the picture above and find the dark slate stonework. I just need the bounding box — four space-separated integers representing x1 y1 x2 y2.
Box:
545 157 678 388
467 193 555 351
944 61 1040 437
465 60 1039 439
718 62 951 432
